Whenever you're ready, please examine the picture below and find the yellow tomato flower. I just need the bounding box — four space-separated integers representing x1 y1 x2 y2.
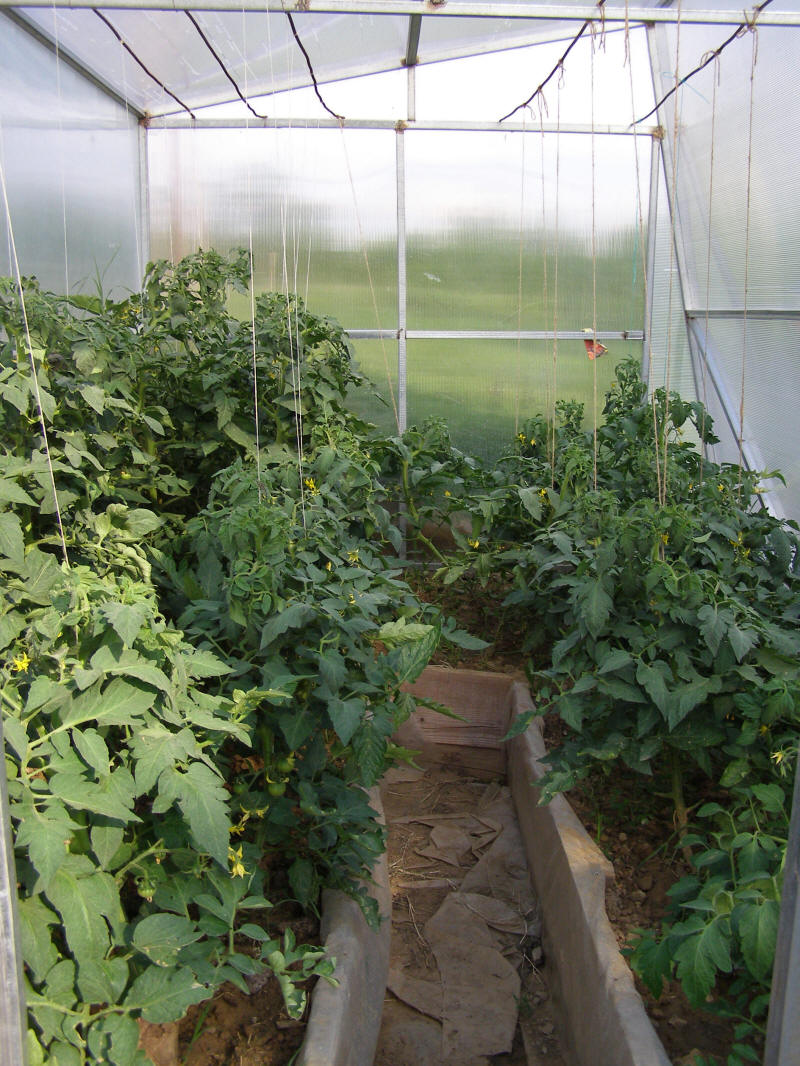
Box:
228 845 247 878
325 561 332 571
347 549 360 563
468 538 480 549
11 651 31 673
444 490 451 497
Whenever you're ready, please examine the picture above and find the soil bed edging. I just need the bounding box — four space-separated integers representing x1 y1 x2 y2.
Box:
295 785 391 1066
403 666 672 1066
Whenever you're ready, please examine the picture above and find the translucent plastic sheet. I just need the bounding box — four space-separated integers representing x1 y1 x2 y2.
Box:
690 318 800 520
0 15 142 298
148 127 397 328
405 130 647 335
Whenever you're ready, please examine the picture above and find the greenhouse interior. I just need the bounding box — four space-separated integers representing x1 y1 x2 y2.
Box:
1 1 799 1064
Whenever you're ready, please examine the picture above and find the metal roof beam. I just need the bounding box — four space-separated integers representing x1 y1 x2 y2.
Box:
147 116 659 134
2 2 800 26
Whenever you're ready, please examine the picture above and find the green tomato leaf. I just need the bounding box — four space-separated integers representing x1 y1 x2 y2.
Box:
124 966 210 1024
159 763 231 867
739 899 779 982
100 601 150 648
132 913 204 968
327 697 364 745
581 580 613 639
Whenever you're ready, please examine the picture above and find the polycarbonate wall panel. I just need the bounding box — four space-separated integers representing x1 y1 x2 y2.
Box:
405 130 647 333
406 338 639 461
0 15 142 298
148 128 397 328
652 24 800 312
692 319 800 520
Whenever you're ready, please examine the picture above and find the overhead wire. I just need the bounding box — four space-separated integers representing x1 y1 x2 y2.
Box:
590 23 599 493
93 10 196 120
187 11 266 121
631 0 772 126
498 0 606 124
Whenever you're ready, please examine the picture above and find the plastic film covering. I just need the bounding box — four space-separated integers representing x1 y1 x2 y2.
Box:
148 126 397 327
405 129 647 334
0 14 142 297
405 338 639 461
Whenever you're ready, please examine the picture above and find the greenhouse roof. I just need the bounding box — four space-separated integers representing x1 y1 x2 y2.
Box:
4 0 800 117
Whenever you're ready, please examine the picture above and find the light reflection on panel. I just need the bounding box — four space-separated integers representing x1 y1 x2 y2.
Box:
0 16 142 297
148 127 397 328
405 130 647 334
406 338 639 461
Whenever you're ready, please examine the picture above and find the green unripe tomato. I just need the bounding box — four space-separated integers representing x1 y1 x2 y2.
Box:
268 780 287 797
276 756 295 773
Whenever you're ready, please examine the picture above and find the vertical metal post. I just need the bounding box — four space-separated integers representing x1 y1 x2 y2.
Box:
396 123 407 435
0 716 28 1065
642 132 660 387
764 762 800 1066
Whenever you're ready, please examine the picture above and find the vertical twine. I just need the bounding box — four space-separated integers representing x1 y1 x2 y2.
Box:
339 125 400 432
514 109 527 438
738 27 758 496
700 56 721 485
660 0 683 507
550 73 562 489
590 29 599 493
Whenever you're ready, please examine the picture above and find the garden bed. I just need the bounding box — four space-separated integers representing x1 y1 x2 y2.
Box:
391 666 671 1066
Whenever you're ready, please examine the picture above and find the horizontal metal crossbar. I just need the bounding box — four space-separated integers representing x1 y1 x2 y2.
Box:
347 329 644 340
4 1 800 26
147 117 658 135
686 308 800 321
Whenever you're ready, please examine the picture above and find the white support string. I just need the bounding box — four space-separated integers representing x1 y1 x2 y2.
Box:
0 146 70 567
700 55 720 483
590 26 599 492
338 125 400 432
738 25 758 496
513 108 527 438
50 2 70 295
549 72 562 487
240 8 263 503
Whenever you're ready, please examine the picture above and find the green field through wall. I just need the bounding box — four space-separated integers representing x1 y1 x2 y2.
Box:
227 230 644 459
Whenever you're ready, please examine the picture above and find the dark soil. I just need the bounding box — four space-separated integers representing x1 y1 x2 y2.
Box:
173 903 319 1066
